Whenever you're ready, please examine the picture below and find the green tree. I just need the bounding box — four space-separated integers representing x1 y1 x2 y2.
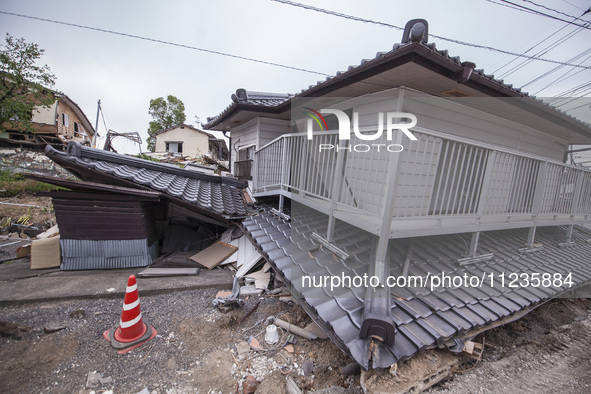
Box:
0 34 56 132
147 95 186 152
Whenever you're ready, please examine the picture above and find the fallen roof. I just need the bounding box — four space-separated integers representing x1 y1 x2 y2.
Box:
44 142 255 219
242 203 591 369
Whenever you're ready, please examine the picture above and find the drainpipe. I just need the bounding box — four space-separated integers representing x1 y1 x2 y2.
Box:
222 129 231 171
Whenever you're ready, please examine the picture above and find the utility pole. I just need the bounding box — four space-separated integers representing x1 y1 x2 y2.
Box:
93 100 101 148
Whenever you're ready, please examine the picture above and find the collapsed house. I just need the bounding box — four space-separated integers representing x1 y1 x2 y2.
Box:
33 19 591 372
201 19 591 369
35 142 254 270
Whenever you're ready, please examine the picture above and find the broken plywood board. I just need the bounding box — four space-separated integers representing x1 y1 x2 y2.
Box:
244 269 271 290
220 235 263 270
234 237 264 278
137 267 200 277
190 241 238 270
36 225 59 240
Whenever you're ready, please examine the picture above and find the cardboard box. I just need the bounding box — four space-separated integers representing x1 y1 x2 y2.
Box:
30 236 61 270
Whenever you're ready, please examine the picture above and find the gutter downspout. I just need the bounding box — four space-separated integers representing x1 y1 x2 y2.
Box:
222 130 231 172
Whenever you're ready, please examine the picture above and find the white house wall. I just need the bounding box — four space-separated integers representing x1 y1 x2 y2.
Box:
230 118 258 168
258 118 291 147
230 117 290 174
401 94 567 161
155 127 209 158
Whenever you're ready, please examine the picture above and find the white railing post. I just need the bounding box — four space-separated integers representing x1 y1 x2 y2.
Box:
570 169 584 218
476 151 497 216
253 151 259 192
531 160 548 216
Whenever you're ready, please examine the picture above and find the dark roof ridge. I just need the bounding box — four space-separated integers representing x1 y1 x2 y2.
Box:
47 142 247 188
231 89 293 103
152 123 215 138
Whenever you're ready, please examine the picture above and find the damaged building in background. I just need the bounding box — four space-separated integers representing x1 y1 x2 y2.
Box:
1 93 95 149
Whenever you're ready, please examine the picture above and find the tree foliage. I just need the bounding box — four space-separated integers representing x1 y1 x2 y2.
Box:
147 95 186 151
0 34 56 133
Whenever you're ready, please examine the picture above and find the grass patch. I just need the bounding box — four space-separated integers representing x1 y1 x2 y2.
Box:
0 170 62 197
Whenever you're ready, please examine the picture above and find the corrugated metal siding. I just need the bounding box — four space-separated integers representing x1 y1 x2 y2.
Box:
60 239 155 270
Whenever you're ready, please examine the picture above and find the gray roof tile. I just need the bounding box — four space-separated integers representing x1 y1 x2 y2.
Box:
242 204 591 369
45 142 254 218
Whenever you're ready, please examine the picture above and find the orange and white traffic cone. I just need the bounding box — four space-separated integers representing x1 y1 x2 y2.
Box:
103 275 157 354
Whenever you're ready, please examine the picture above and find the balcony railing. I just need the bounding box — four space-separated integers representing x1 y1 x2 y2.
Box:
254 128 591 239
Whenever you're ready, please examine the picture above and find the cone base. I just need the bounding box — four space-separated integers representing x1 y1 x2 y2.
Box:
103 320 157 354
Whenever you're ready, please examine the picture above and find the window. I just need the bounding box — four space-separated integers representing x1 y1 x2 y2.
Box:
74 122 79 133
62 113 69 128
165 142 183 153
235 146 255 180
238 146 254 161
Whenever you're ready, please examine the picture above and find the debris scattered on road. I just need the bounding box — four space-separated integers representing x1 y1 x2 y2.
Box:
43 325 67 334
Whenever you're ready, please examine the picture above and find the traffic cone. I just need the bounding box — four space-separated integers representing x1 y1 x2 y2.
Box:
103 275 157 354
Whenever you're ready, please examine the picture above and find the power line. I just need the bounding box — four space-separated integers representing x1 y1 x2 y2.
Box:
532 53 591 95
0 10 332 78
493 23 576 77
271 0 591 70
521 47 591 88
484 0 540 16
497 23 587 79
519 0 581 20
495 0 591 29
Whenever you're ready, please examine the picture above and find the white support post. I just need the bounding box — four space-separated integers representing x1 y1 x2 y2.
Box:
527 226 537 249
469 231 480 258
279 137 288 213
566 224 574 244
326 139 347 243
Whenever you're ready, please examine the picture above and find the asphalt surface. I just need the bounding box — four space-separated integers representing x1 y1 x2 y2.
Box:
0 257 235 305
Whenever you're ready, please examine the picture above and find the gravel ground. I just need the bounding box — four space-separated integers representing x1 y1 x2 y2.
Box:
1 280 591 393
0 287 361 394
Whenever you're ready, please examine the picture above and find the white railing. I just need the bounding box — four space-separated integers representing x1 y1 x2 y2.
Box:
254 128 591 236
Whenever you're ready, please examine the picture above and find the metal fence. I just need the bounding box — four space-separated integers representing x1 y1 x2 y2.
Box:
254 128 591 234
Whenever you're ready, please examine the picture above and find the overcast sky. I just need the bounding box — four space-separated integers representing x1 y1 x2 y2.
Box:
1 0 590 154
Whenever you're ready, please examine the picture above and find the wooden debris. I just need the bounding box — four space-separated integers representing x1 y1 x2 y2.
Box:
190 241 238 270
244 269 271 290
462 340 484 360
239 301 260 324
286 376 302 394
137 267 199 277
360 350 459 394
